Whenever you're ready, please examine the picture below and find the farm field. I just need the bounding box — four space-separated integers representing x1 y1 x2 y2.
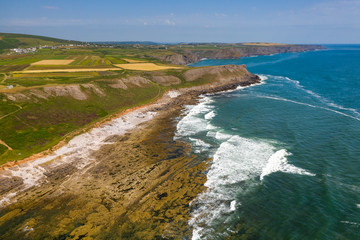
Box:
17 68 121 73
122 58 146 63
115 63 182 71
31 59 75 65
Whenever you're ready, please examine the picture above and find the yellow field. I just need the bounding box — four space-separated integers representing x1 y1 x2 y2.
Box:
31 60 75 65
16 68 120 73
242 42 288 46
114 63 182 71
122 58 146 63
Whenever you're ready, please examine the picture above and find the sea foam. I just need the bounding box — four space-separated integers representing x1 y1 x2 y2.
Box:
260 149 315 180
189 135 274 239
173 79 318 239
189 135 316 239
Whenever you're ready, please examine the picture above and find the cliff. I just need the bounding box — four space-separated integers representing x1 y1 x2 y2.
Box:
156 44 325 65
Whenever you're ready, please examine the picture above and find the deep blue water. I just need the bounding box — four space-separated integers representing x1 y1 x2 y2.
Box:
176 45 360 239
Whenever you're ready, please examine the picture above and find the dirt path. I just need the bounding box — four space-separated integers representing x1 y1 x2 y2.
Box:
0 73 8 83
0 139 12 150
0 104 22 120
0 104 22 151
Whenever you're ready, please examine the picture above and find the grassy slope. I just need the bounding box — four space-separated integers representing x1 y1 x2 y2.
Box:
0 75 212 164
0 81 164 164
0 33 80 53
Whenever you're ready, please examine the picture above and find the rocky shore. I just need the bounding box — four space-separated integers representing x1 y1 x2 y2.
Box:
0 65 260 239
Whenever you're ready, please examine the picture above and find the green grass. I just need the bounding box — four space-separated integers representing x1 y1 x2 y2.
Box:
12 72 99 78
105 56 128 64
6 74 109 87
0 144 7 156
0 32 81 53
0 57 41 66
0 103 19 117
0 80 163 164
0 38 23 53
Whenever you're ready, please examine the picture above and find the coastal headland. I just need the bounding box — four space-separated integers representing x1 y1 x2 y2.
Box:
0 33 324 239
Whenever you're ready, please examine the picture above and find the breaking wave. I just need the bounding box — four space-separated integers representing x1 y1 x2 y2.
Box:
174 92 315 240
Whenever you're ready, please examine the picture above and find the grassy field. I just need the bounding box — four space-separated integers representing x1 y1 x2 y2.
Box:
31 59 75 65
122 58 146 63
115 63 182 71
0 80 164 164
12 72 100 78
0 33 80 53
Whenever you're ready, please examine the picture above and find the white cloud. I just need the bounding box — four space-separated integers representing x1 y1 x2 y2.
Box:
42 6 59 10
215 13 227 17
165 19 175 25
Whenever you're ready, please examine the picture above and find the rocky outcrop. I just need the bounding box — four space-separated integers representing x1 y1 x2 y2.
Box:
183 64 248 82
121 76 150 87
3 77 151 102
150 75 181 86
155 45 325 65
157 52 200 65
107 79 128 89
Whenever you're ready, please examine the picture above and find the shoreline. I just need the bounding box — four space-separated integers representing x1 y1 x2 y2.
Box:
0 69 260 239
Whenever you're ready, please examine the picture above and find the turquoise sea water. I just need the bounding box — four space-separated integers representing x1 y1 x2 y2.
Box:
176 45 360 239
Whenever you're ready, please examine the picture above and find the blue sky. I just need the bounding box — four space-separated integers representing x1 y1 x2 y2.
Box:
1 0 360 43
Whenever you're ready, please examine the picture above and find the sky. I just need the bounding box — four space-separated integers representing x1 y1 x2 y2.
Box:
1 0 360 43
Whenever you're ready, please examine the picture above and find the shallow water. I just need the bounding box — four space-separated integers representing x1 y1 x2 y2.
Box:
176 45 360 239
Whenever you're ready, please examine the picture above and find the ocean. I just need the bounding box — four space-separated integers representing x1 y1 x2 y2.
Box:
175 45 360 239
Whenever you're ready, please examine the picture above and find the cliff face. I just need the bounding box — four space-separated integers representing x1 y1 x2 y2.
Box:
183 64 253 82
3 65 256 102
156 45 325 65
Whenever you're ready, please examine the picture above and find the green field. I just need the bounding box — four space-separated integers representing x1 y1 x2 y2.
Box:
0 33 80 53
